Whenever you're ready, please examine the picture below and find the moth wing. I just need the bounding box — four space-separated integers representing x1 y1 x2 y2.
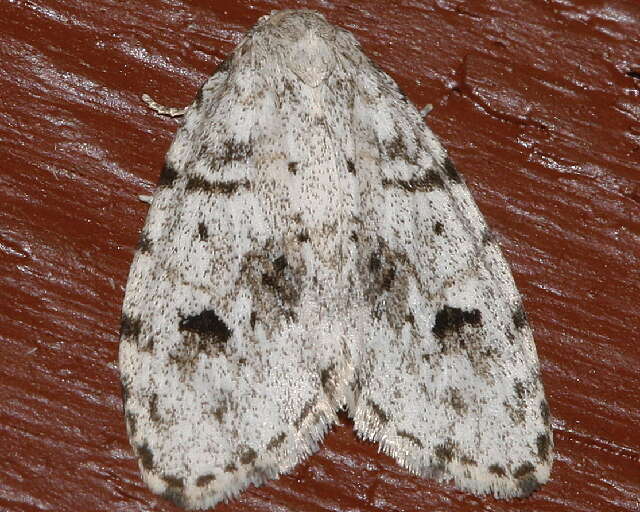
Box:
349 63 553 497
119 52 344 509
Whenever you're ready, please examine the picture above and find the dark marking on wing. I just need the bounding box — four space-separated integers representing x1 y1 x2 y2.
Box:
158 163 178 187
350 231 359 243
397 430 423 448
382 169 445 192
121 380 131 403
149 393 161 423
125 412 137 437
198 222 209 241
250 311 257 330
346 159 356 174
512 304 528 330
368 399 389 425
224 463 237 473
212 401 227 423
221 139 253 164
433 221 444 235
162 475 184 489
513 462 540 496
445 386 468 415
261 255 301 318
405 311 415 326
196 474 215 487
434 439 457 463
294 397 317 429
368 250 396 292
185 176 250 195
267 432 286 451
482 228 495 245
240 448 257 465
137 442 154 470
536 433 551 461
460 455 477 466
488 464 506 477
443 157 462 183
297 229 310 242
382 132 415 164
288 162 298 174
540 399 551 426
179 309 232 346
120 314 141 339
432 306 482 339
320 363 337 394
162 487 187 508
137 231 153 254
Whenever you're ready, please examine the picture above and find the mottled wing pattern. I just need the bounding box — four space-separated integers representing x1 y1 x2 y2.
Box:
120 9 552 509
348 59 553 496
119 13 361 509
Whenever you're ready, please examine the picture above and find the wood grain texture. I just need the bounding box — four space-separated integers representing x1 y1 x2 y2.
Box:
1 1 638 511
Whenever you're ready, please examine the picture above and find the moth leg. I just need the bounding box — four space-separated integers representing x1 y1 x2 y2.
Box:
141 93 187 117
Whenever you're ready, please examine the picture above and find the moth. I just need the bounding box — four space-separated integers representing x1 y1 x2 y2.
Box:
119 9 553 510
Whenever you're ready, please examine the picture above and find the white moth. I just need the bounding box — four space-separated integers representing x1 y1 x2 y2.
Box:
120 9 553 510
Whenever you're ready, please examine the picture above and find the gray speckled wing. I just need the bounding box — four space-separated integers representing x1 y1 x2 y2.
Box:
348 58 553 496
119 9 552 510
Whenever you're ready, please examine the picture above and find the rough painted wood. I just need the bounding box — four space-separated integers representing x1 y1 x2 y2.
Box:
1 1 638 511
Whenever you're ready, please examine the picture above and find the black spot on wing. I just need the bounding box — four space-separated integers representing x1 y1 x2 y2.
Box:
179 309 232 346
158 163 178 187
297 229 310 242
249 311 257 330
224 462 237 473
443 157 462 183
120 314 141 339
432 306 482 339
288 161 298 174
433 221 444 235
346 159 356 174
198 222 208 241
136 231 153 253
512 304 528 330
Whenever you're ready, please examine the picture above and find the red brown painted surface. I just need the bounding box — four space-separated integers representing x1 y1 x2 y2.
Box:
1 1 638 511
